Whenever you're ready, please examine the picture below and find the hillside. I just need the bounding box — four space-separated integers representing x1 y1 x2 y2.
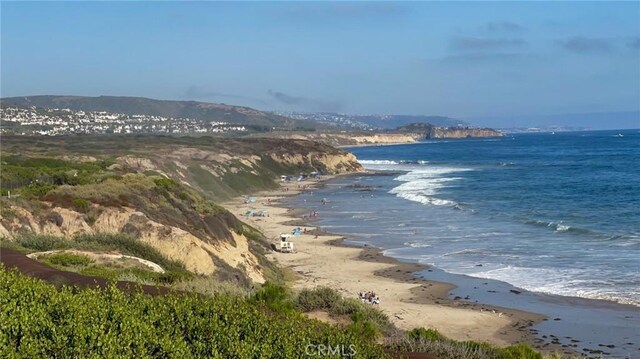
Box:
0 135 363 286
1 95 319 131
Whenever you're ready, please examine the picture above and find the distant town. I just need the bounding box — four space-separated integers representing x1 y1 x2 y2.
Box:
274 111 377 130
0 107 247 136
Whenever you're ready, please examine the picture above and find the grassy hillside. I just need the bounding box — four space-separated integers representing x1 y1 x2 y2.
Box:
1 135 362 200
1 95 320 130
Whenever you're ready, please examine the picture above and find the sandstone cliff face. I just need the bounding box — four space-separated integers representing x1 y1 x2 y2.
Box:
144 140 364 201
251 129 503 146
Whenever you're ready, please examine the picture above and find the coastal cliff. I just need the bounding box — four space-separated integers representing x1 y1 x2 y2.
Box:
251 132 423 147
250 125 502 147
397 123 503 139
0 136 363 285
428 127 503 138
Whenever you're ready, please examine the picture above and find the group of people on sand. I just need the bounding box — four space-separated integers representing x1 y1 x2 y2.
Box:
358 291 381 305
302 211 319 219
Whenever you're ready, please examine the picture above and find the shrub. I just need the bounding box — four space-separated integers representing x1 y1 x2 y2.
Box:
45 211 64 226
296 286 343 312
0 207 16 219
21 183 55 198
84 214 97 225
387 327 545 359
294 287 394 337
0 267 388 358
503 343 543 359
406 327 444 342
72 198 90 212
251 281 296 315
79 265 170 283
153 177 179 190
42 252 93 267
347 318 381 340
79 265 122 280
14 233 69 251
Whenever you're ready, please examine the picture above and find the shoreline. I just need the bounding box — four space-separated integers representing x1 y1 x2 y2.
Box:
224 175 553 350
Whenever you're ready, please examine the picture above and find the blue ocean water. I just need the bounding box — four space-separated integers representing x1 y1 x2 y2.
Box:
298 130 640 305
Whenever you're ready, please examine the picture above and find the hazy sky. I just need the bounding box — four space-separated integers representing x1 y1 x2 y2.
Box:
2 1 639 125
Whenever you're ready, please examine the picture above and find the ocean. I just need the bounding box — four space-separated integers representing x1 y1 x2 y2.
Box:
287 129 639 356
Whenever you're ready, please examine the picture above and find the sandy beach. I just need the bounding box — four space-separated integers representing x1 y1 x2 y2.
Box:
224 176 545 347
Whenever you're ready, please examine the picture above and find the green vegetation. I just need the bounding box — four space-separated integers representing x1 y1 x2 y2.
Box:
72 198 90 212
0 270 553 359
73 233 186 273
9 232 185 273
0 155 111 197
1 135 358 202
187 162 281 202
296 286 342 311
251 281 297 315
41 252 93 267
387 327 544 359
78 265 184 285
0 266 385 358
3 233 190 285
295 287 394 338
7 233 67 252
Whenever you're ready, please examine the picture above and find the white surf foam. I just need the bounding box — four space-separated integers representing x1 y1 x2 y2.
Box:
359 160 399 165
404 241 432 248
465 265 640 306
389 166 472 207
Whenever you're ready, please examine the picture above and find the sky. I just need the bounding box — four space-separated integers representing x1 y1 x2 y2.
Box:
2 1 639 128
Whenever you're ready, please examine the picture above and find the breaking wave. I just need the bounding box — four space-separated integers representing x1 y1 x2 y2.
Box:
389 166 472 207
469 265 640 306
359 160 399 165
525 220 595 235
359 159 430 166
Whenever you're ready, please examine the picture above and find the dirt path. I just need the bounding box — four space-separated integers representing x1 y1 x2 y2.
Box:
1 248 173 296
26 249 166 273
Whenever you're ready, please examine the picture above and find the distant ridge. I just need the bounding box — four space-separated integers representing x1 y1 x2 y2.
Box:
279 111 467 129
351 114 468 129
1 95 318 130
